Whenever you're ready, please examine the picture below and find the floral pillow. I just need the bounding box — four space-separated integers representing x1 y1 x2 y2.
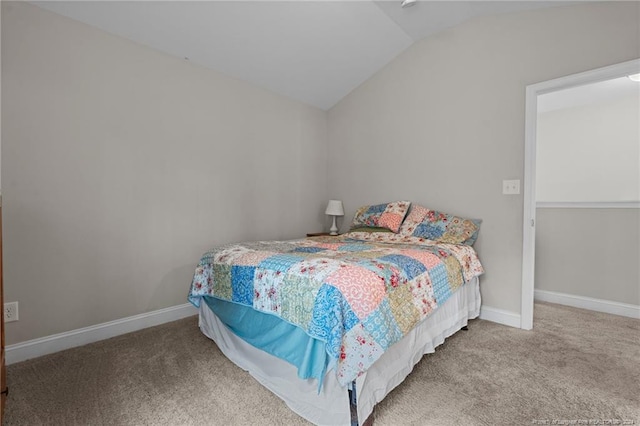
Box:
350 201 411 233
399 205 481 245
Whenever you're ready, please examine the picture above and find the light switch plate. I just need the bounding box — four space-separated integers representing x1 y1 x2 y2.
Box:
503 179 520 195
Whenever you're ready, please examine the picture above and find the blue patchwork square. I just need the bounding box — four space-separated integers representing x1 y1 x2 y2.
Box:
361 299 403 350
337 243 369 252
259 254 304 273
367 204 387 214
231 265 256 305
379 254 427 280
308 284 359 358
292 247 327 254
429 263 452 304
414 222 445 239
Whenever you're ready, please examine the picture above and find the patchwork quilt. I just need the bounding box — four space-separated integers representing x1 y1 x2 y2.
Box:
188 233 484 387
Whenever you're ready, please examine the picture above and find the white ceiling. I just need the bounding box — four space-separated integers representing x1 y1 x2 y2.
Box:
33 0 577 110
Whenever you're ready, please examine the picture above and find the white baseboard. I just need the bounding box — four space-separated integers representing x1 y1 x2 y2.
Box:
534 289 640 319
479 305 522 329
6 303 198 365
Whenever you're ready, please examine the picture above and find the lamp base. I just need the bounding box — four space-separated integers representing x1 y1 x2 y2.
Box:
329 216 339 236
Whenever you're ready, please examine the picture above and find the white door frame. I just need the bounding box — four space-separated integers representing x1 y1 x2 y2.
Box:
520 58 640 330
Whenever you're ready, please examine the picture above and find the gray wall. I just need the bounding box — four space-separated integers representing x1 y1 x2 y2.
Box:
327 2 640 315
1 2 328 345
535 208 640 305
537 94 639 203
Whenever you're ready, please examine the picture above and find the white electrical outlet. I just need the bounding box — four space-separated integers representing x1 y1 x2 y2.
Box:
4 302 19 322
502 179 521 195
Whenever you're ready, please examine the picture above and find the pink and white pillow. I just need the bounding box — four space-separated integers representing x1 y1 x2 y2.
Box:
350 201 411 233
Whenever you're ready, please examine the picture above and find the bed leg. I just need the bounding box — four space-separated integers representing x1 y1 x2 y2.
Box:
462 325 469 330
348 382 358 426
348 381 375 426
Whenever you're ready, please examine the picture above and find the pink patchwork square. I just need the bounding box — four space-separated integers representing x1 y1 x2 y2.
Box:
378 212 403 233
325 265 386 319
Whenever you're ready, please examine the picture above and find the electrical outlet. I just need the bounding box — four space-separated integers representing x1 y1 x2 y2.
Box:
4 302 19 322
502 179 521 195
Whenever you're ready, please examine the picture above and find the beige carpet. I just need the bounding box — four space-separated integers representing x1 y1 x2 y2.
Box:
4 302 639 425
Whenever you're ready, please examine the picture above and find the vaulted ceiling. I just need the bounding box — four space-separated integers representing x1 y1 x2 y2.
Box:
33 1 576 110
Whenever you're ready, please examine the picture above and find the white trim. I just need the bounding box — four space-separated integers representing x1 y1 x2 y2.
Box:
534 290 640 320
479 305 521 329
537 201 640 209
5 303 197 365
522 58 640 331
521 82 538 331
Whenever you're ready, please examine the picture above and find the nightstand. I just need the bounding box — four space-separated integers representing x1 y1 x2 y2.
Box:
306 232 338 237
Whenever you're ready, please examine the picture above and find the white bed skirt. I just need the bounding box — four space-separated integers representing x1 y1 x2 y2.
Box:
199 277 481 426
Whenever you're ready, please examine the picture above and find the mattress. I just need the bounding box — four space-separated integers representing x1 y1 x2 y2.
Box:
198 276 481 426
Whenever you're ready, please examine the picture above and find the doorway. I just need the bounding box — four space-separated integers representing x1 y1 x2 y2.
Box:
520 58 640 330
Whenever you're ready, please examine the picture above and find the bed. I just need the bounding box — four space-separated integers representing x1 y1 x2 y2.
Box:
188 202 484 425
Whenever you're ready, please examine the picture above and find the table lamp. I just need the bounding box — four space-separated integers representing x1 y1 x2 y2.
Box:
325 200 344 236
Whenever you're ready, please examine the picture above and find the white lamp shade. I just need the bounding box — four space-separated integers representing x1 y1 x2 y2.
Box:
325 200 344 216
